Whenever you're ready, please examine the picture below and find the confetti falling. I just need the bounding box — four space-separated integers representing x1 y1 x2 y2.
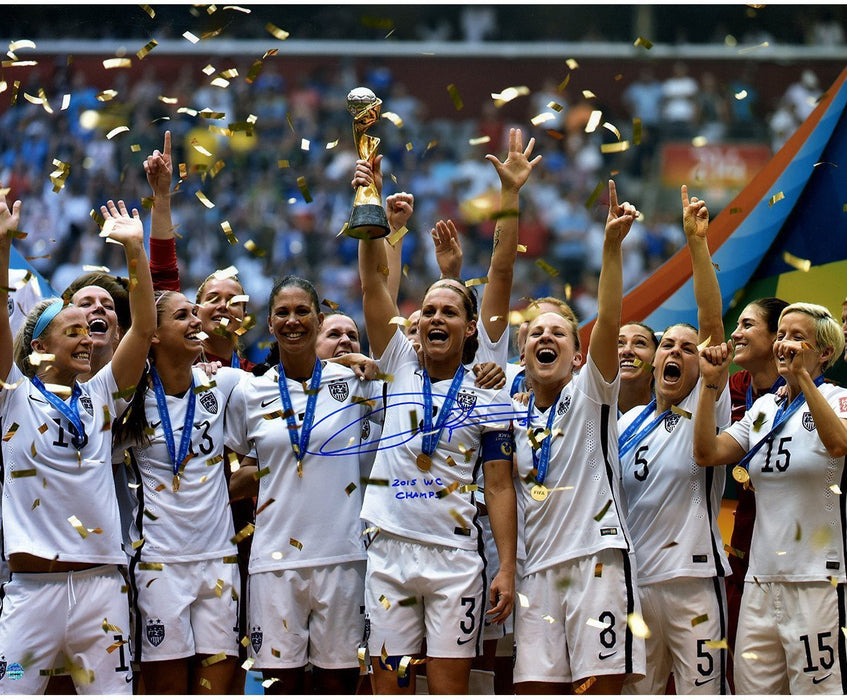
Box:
782 251 811 271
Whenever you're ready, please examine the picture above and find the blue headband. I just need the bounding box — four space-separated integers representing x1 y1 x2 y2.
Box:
32 300 70 340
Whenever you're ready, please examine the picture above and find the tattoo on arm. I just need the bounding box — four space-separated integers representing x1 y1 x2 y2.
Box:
493 225 502 250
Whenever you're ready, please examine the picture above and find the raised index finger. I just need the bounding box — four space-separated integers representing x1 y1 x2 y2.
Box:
608 180 618 210
681 184 690 208
163 130 171 158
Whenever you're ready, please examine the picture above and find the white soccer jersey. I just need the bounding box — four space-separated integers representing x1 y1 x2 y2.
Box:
0 363 125 564
619 378 731 585
116 366 241 562
225 361 376 574
360 329 514 550
514 354 630 575
724 383 847 582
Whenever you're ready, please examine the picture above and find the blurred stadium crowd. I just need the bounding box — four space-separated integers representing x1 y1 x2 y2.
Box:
0 4 843 360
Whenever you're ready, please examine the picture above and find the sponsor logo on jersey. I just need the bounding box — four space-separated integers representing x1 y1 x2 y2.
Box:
5 663 22 680
694 677 715 687
598 650 617 660
199 391 219 414
250 626 263 653
802 411 815 432
557 395 571 416
457 390 477 411
329 380 349 402
812 673 832 685
79 395 94 416
456 636 475 645
664 413 681 433
840 397 847 414
260 397 279 408
146 619 165 647
692 554 708 563
600 527 618 536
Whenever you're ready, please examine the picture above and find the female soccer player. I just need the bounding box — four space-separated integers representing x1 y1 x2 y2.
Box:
512 181 644 694
0 195 155 694
694 303 847 695
224 275 378 695
617 321 658 415
114 290 242 694
618 187 731 695
355 129 539 695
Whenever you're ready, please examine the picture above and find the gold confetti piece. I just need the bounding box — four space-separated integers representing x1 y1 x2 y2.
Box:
387 225 408 246
11 469 37 479
634 36 653 49
830 484 842 495
230 523 255 544
585 179 605 210
517 592 530 608
491 85 530 107
362 477 390 487
738 41 769 54
542 614 556 624
196 191 215 209
379 594 391 610
585 110 602 133
464 277 488 287
289 538 303 551
103 57 132 69
68 515 89 538
593 499 612 522
266 22 290 40
3 423 20 442
254 467 271 481
201 652 227 667
782 251 811 272
594 562 603 578
600 140 631 154
104 125 130 140
602 122 622 140
741 651 758 660
691 613 709 627
671 405 692 419
768 191 785 207
535 259 560 277
696 336 712 352
106 639 128 654
296 176 313 203
692 135 708 148
633 117 642 145
31 499 40 510
705 638 728 649
112 385 137 401
447 83 464 111
574 676 597 695
627 612 651 638
586 617 606 629
244 239 266 257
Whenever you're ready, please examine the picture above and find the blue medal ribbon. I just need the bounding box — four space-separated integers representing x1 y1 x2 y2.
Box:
230 351 240 369
746 376 786 410
277 359 322 472
736 374 825 473
509 369 525 398
150 367 196 476
32 376 86 449
526 391 561 485
618 398 671 459
420 366 466 457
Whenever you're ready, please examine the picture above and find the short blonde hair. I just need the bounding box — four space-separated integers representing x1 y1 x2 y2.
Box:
779 302 845 370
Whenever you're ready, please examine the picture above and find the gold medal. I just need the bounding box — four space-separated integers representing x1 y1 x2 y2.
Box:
416 453 432 472
297 461 303 479
530 484 549 502
732 466 749 485
172 474 181 492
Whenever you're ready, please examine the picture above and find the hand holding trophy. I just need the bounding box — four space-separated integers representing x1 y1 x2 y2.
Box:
346 87 390 239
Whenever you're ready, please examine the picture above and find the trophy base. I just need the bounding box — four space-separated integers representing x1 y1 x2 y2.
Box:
346 204 390 240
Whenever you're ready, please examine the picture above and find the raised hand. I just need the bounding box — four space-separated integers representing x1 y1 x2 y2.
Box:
351 154 383 196
0 188 22 247
144 130 173 199
605 180 639 244
681 184 709 240
99 199 143 247
699 340 733 386
485 127 542 194
431 219 463 279
386 192 414 234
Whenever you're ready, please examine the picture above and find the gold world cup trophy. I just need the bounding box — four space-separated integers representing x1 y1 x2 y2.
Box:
346 87 390 239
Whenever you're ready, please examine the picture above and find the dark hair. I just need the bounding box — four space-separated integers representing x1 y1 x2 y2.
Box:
63 272 131 332
748 297 789 334
621 320 659 351
267 275 321 319
423 278 479 365
112 290 182 448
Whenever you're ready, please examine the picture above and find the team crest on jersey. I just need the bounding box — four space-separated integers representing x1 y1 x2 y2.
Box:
664 413 681 432
557 395 571 416
361 420 371 440
250 626 263 652
79 395 94 416
802 411 816 432
198 391 218 414
0 656 6 681
456 390 477 411
146 619 165 647
328 380 349 402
